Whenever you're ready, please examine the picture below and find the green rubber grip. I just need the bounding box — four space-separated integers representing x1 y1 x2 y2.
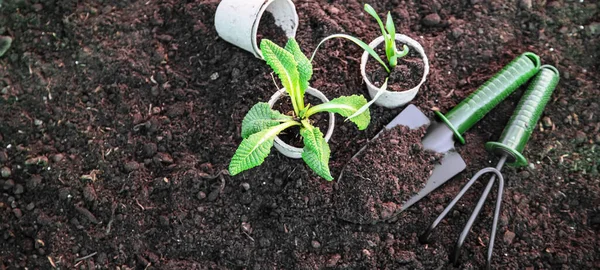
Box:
435 52 541 144
486 65 560 167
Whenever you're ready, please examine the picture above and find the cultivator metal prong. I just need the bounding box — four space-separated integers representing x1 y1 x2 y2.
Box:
419 155 506 269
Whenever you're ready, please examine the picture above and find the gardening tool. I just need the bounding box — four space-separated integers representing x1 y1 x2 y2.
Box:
419 65 560 269
339 52 541 212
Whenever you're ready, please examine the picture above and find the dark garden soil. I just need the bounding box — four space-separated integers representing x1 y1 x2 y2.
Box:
272 93 329 148
0 0 598 269
256 12 290 49
366 45 425 92
335 125 440 225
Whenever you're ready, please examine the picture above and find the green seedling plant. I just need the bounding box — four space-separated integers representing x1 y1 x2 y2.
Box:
311 4 409 73
228 38 371 181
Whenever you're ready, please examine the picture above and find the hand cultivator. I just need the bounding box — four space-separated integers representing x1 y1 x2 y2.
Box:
420 65 560 269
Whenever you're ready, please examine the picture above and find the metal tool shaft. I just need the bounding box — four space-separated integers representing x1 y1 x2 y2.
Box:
420 155 507 269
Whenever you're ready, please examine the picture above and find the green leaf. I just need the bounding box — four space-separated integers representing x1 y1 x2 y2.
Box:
310 34 389 73
305 95 371 130
300 121 333 181
385 12 396 38
0 36 12 57
348 78 388 121
396 44 410 58
364 4 387 37
298 104 311 119
229 121 299 176
241 102 293 138
285 38 313 95
261 39 302 114
384 12 397 66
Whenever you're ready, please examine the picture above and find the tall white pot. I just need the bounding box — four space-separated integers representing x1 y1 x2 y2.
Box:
360 34 430 108
214 0 299 59
268 87 335 159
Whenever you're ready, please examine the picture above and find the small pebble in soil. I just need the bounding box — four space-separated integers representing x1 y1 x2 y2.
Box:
1 166 10 178
207 188 220 202
26 202 35 211
274 177 283 186
159 215 169 226
240 193 253 205
327 254 342 267
13 184 24 195
142 143 157 158
422 13 441 26
51 153 64 163
451 28 464 39
58 188 72 201
0 151 7 163
542 116 553 128
83 185 97 202
240 182 250 191
13 208 22 218
3 179 14 190
362 249 372 258
197 191 206 200
519 0 532 10
503 230 516 244
27 175 42 189
327 6 340 15
123 161 140 172
75 205 99 224
259 237 271 248
311 240 321 249
155 152 173 164
574 131 587 144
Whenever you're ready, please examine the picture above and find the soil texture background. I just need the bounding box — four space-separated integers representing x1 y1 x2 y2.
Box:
0 0 599 269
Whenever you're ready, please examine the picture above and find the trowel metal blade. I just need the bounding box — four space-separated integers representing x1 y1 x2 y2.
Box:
385 104 432 130
384 105 467 212
400 150 466 211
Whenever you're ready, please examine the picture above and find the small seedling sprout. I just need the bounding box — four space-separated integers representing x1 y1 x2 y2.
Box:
310 4 408 73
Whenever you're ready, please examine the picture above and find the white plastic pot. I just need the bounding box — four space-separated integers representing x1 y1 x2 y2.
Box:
214 0 299 59
268 87 335 159
360 34 430 108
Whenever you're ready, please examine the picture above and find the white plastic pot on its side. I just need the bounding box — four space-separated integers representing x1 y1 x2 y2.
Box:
214 0 299 59
360 34 430 108
268 87 335 159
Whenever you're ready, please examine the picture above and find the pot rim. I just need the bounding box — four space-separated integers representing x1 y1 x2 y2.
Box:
267 87 335 159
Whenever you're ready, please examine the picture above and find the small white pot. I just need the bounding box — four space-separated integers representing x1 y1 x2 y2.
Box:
214 0 299 59
360 34 430 108
268 87 335 159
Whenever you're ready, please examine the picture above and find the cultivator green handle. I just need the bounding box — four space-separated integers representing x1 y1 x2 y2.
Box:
435 52 541 144
486 65 560 167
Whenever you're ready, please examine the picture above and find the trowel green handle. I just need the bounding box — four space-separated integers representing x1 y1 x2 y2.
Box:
435 52 541 144
486 65 559 167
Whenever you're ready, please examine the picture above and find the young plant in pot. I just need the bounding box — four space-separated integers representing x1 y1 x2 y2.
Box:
312 4 430 108
229 38 371 181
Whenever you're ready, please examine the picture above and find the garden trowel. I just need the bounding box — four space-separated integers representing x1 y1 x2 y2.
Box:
339 52 542 212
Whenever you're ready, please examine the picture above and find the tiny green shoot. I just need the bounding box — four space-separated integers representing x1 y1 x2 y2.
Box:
229 38 371 181
310 4 409 73
363 4 409 68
